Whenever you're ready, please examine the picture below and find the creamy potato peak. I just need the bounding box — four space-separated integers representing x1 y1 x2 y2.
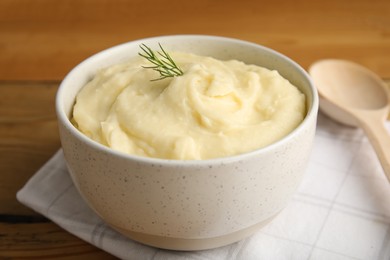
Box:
72 52 306 160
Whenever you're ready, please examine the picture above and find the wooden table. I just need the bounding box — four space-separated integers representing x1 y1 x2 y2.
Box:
1 0 389 258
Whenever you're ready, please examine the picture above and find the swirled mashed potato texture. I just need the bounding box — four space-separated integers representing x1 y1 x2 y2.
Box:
72 52 306 160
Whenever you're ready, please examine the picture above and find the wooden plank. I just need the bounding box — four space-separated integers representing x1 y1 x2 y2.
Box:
0 0 389 81
0 222 116 259
0 82 115 258
0 82 61 216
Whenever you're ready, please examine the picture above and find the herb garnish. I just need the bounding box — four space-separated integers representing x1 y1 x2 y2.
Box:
139 43 183 81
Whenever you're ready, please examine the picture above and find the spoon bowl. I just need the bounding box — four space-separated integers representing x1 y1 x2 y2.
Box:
309 59 389 126
309 59 390 181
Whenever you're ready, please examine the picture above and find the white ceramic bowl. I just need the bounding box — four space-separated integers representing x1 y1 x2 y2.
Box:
56 35 319 251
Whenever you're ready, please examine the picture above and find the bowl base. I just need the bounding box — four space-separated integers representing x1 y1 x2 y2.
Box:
110 215 276 251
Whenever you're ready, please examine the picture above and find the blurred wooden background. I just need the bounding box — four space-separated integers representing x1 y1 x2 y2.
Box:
1 0 389 81
0 0 389 258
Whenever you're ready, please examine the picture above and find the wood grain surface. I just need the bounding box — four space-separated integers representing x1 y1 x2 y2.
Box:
0 0 389 258
0 82 116 259
1 0 389 81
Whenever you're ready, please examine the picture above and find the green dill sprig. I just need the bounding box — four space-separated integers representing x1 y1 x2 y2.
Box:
138 43 183 81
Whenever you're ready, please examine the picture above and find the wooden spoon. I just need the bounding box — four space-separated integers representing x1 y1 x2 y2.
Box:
309 59 390 182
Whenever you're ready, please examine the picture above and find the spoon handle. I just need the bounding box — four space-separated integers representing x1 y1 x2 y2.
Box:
355 110 390 182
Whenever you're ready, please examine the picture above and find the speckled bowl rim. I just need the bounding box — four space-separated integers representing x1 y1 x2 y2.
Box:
56 34 319 166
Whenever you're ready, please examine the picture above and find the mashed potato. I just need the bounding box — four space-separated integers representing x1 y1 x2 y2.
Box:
72 52 306 160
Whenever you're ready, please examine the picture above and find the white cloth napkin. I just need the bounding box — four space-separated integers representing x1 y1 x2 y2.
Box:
17 113 390 260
